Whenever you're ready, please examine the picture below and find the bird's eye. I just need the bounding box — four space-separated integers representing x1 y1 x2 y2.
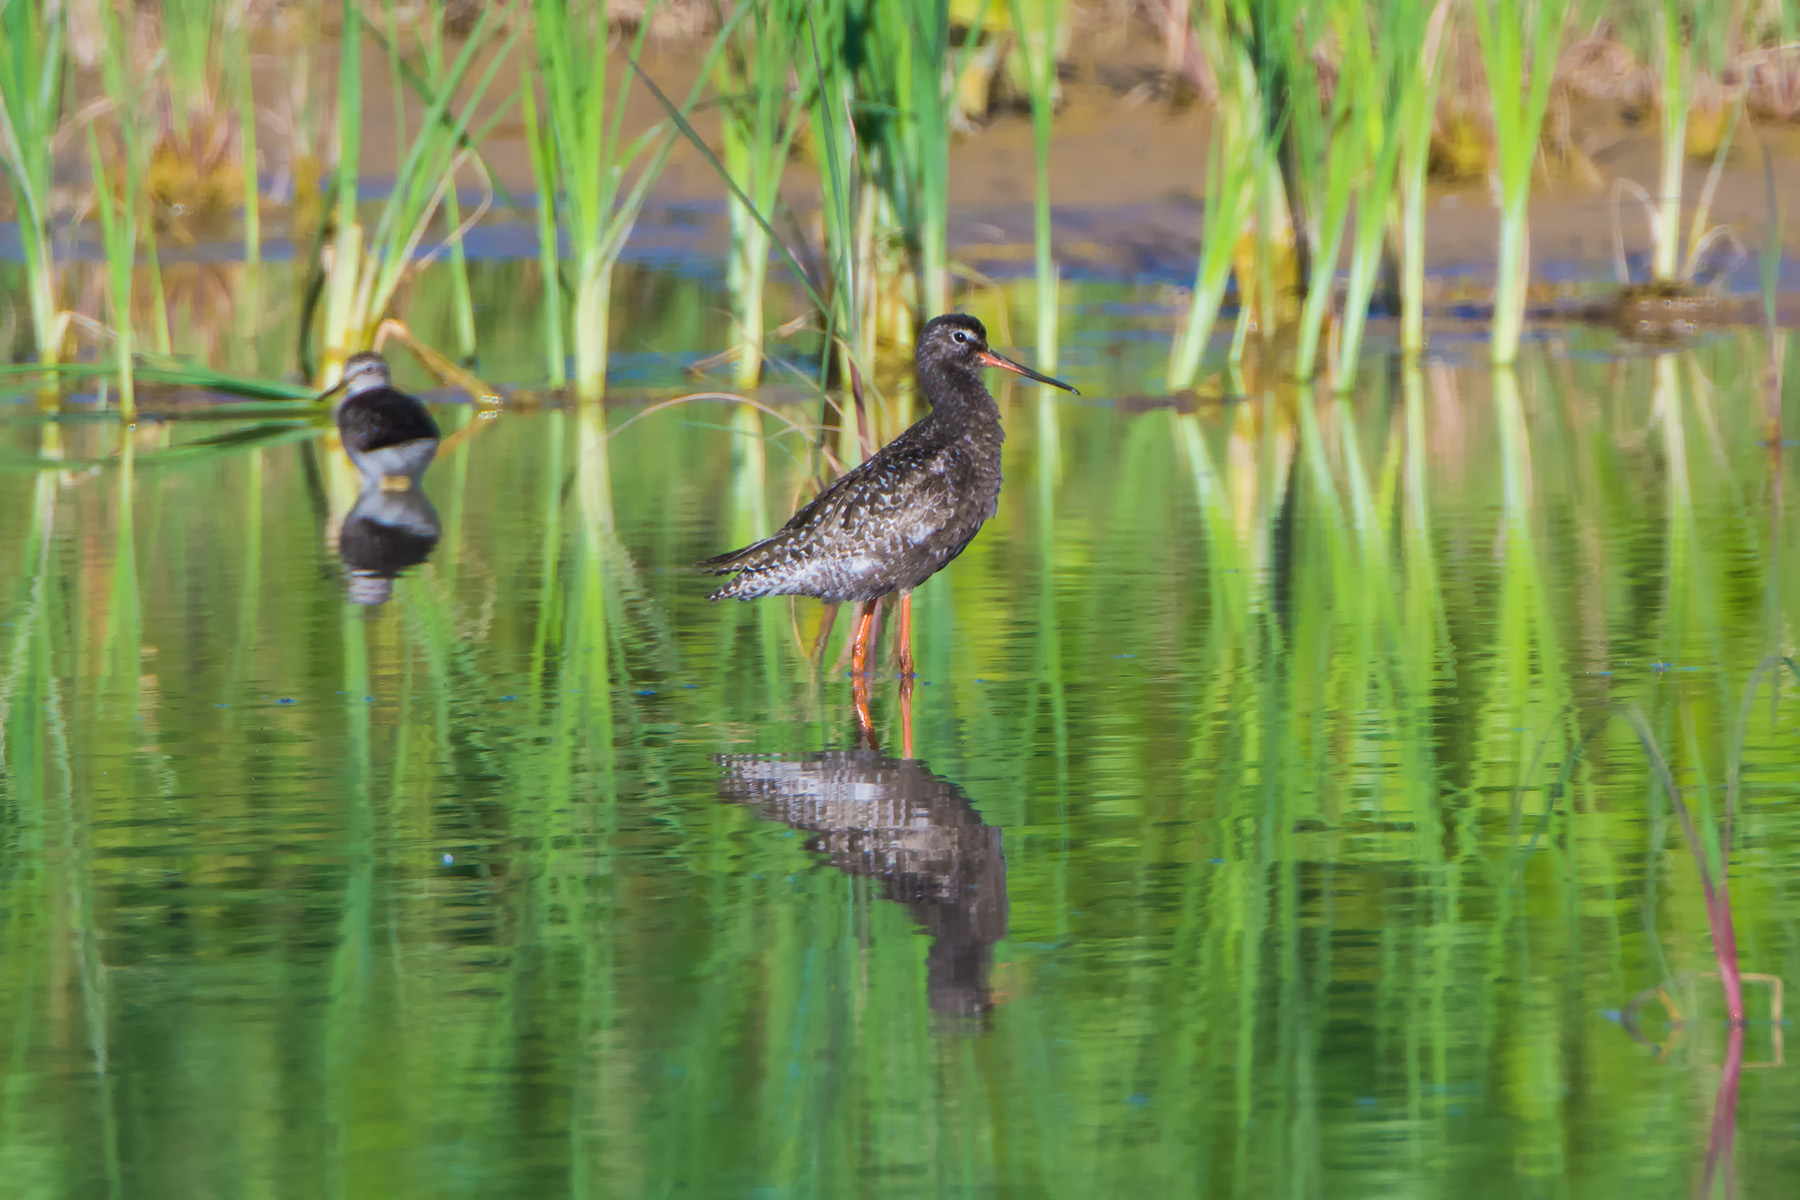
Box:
951 330 969 344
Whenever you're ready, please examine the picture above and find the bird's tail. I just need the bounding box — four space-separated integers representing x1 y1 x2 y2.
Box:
696 535 794 600
695 537 773 574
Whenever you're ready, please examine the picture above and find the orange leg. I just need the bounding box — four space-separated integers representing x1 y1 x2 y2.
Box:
898 673 914 759
852 673 876 745
850 599 879 677
896 590 915 678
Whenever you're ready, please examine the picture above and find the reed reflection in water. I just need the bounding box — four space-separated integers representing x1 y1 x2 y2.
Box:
7 305 1800 1195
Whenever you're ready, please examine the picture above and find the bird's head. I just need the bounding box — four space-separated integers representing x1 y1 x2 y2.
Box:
339 352 392 396
319 352 394 405
916 313 1077 395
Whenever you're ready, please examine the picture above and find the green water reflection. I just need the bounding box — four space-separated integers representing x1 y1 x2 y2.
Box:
3 299 1800 1197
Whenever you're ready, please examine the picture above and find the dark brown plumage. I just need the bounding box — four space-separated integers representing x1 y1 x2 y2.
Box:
699 313 1075 675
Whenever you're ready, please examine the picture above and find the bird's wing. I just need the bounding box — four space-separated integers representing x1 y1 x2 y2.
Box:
697 440 971 578
780 441 966 546
339 393 441 451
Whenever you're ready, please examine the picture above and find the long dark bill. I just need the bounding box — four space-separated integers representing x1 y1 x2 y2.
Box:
975 349 1079 395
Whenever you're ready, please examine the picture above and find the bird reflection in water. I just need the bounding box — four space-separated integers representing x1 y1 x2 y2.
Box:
320 350 444 606
716 715 1008 1022
338 485 441 606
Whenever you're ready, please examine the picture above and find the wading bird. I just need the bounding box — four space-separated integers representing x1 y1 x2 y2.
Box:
324 352 441 492
699 313 1075 677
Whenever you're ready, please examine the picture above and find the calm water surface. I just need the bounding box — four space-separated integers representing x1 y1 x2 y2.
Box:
3 291 1799 1197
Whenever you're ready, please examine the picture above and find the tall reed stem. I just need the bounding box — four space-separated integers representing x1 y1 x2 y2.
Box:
573 257 612 405
0 0 67 367
1652 0 1689 281
1012 0 1065 369
322 0 364 374
522 83 566 386
716 0 806 388
1396 0 1450 357
1473 0 1569 365
535 0 725 400
319 0 513 380
229 12 260 264
1167 30 1257 393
